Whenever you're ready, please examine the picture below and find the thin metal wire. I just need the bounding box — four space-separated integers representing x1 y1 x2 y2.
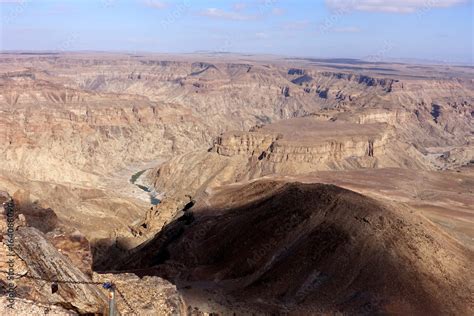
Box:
0 270 103 284
0 269 138 314
116 287 138 315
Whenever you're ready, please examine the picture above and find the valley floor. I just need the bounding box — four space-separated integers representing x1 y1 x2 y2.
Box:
98 158 168 206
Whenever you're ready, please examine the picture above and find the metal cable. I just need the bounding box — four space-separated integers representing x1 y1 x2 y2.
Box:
0 269 138 314
0 270 103 284
116 287 138 315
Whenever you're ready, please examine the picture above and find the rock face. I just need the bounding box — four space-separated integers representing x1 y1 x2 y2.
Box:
0 191 14 236
0 53 473 314
93 273 187 315
0 225 187 315
213 131 280 157
11 227 107 313
147 116 431 205
0 173 147 242
1 191 104 314
115 180 473 315
0 89 211 184
1 54 472 184
0 191 186 315
1 54 472 239
0 297 75 316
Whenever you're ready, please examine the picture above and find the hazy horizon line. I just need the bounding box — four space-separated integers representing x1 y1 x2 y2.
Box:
0 49 472 66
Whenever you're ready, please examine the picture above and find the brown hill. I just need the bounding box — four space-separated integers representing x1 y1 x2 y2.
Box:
115 180 473 315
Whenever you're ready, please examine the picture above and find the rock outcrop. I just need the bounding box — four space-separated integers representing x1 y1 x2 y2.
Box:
9 227 107 313
147 116 431 206
0 191 186 315
93 273 187 315
1 192 106 313
1 54 472 184
115 180 473 315
0 297 75 316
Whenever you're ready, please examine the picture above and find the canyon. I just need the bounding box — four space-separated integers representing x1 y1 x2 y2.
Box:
0 52 473 315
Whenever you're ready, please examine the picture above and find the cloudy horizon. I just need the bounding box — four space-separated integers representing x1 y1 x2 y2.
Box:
1 0 472 64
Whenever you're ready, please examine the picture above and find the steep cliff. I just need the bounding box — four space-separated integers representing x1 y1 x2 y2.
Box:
1 55 472 185
0 191 186 315
147 116 431 205
0 79 213 183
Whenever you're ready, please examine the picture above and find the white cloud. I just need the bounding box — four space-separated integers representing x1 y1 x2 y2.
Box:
200 8 257 20
141 0 168 10
0 0 29 3
325 0 468 13
332 26 361 32
255 32 269 39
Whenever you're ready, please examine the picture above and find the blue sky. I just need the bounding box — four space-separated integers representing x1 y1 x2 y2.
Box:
1 0 473 63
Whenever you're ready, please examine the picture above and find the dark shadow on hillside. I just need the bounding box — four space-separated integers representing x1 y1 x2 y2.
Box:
92 181 466 315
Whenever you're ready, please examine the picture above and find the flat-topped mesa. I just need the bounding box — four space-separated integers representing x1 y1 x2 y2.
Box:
248 119 424 172
212 118 398 166
147 117 431 212
212 131 280 157
318 72 399 91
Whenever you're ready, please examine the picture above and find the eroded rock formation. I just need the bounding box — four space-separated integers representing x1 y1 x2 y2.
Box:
0 53 473 314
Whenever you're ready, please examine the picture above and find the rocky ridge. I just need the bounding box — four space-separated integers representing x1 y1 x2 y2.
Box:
115 180 473 315
146 115 434 205
0 191 186 315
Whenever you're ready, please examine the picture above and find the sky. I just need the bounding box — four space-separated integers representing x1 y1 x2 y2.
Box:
1 0 473 64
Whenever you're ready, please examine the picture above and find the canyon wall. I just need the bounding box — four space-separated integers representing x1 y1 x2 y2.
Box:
148 116 433 204
1 55 472 185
